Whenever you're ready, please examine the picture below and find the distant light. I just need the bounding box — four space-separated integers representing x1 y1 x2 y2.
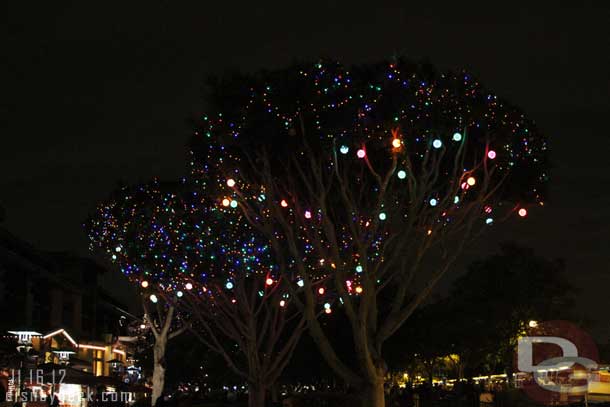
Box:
115 246 122 252
467 177 476 186
430 198 438 207
518 208 528 218
297 279 304 287
222 198 230 207
357 149 366 158
265 278 274 286
529 320 538 328
487 150 497 159
280 199 288 208
226 178 236 187
226 281 234 289
378 212 387 220
318 287 325 295
230 200 238 208
392 138 402 149
176 291 183 298
452 132 462 142
485 218 494 225
304 210 312 219
149 294 158 303
340 145 349 154
432 139 443 149
397 170 407 179
141 281 149 288
185 282 193 290
139 324 146 330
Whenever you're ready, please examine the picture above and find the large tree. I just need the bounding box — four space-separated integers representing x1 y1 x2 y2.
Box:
190 59 548 406
87 180 306 407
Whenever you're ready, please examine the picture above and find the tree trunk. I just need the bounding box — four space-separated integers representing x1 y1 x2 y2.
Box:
361 378 385 407
151 336 167 407
248 383 266 407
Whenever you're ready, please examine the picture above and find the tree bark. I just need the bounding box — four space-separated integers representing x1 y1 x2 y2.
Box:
361 377 385 407
151 337 167 407
248 382 266 407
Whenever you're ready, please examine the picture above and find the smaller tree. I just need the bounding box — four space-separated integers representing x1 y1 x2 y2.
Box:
88 180 308 407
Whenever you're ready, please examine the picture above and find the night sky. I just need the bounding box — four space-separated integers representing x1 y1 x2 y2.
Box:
3 3 609 340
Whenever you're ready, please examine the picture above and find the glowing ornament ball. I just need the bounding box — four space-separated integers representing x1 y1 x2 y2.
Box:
141 280 149 288
222 198 231 207
356 149 366 158
518 208 528 217
340 145 349 154
304 210 312 219
397 170 407 179
355 286 363 294
279 300 286 307
280 199 288 208
226 178 236 187
318 287 325 295
487 150 497 160
185 282 193 290
467 177 476 186
265 277 274 286
392 138 402 149
452 132 462 142
432 139 443 149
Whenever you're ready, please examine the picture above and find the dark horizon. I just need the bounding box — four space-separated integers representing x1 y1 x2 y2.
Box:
3 2 609 341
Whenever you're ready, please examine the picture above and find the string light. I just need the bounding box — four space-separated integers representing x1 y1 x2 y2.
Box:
467 177 476 186
265 277 274 286
185 282 193 290
222 198 230 207
357 149 366 158
430 198 438 207
432 139 443 149
149 294 158 303
304 210 312 219
518 208 528 217
392 138 402 149
487 150 497 159
318 287 325 295
226 178 236 187
340 145 349 154
452 132 462 142
226 281 234 290
141 281 149 288
397 170 406 179
378 212 386 220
